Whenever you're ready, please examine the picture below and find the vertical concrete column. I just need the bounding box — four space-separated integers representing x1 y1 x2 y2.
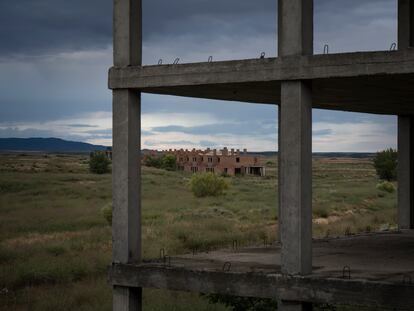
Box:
398 1 414 230
278 1 313 310
279 81 312 275
398 0 414 49
398 116 414 229
112 0 142 310
278 0 313 57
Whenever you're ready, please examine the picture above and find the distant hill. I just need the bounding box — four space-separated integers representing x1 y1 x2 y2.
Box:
0 138 108 153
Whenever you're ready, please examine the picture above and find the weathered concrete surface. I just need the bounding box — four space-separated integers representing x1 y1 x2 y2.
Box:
112 0 142 309
112 89 142 311
108 50 414 115
113 0 142 67
398 117 414 229
399 0 414 49
109 232 414 310
278 0 313 56
109 50 414 89
279 81 312 276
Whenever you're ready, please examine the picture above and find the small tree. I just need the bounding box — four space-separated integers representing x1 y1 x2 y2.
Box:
89 151 110 174
161 154 176 171
373 148 397 181
189 173 229 197
144 155 162 168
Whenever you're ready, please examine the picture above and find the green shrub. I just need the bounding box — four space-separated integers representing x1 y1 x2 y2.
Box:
89 151 110 174
144 155 162 168
373 148 397 181
101 203 112 225
376 181 396 193
206 294 278 311
145 154 176 171
313 206 329 218
189 173 229 197
161 154 176 171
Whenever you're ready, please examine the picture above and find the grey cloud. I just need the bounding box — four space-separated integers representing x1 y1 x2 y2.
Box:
144 139 196 147
313 129 333 136
67 124 99 128
150 122 276 136
0 0 395 57
0 0 112 57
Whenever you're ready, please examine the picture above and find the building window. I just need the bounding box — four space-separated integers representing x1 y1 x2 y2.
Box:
224 168 228 173
208 157 213 163
193 157 197 162
201 157 203 162
206 167 215 173
218 157 220 163
236 157 240 163
191 167 198 173
186 157 189 161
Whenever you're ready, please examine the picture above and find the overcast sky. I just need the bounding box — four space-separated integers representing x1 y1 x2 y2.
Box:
0 0 398 151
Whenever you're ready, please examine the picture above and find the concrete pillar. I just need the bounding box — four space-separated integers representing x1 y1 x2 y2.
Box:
398 116 414 229
398 1 414 230
113 0 142 310
278 81 313 311
278 1 313 310
278 0 313 57
398 0 414 49
279 81 313 275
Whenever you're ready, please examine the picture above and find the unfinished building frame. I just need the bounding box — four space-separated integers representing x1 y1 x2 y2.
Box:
110 0 414 310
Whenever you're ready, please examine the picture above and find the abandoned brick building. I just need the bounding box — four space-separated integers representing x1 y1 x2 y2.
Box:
165 147 265 176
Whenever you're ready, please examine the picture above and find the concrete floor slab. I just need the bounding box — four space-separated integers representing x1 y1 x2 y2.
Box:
109 231 414 310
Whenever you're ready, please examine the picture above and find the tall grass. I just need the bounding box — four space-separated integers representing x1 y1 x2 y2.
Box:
0 154 397 310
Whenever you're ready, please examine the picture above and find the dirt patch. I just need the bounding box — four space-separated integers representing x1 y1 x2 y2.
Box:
3 230 90 247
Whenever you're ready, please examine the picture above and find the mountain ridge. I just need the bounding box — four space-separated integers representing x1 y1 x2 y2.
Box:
0 137 108 153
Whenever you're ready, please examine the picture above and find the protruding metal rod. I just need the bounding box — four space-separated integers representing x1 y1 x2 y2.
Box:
222 262 232 272
343 266 351 279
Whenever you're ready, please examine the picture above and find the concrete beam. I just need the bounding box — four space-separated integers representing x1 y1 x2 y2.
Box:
113 0 142 310
109 50 414 90
279 81 312 276
398 0 414 49
398 116 414 229
278 0 313 56
108 51 414 115
109 263 414 310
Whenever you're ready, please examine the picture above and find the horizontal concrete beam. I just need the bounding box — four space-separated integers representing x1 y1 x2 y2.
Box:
109 50 414 89
108 50 414 115
109 263 414 310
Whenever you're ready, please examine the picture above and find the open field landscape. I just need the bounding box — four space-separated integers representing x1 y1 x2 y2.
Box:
0 153 397 311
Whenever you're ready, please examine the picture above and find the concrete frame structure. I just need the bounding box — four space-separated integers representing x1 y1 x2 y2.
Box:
110 1 414 310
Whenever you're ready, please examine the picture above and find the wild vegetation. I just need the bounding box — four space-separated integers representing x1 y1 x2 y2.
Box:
144 154 176 171
89 151 110 174
0 154 397 310
373 148 397 181
189 173 229 197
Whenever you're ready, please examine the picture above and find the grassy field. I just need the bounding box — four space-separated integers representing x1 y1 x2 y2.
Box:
0 154 397 310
